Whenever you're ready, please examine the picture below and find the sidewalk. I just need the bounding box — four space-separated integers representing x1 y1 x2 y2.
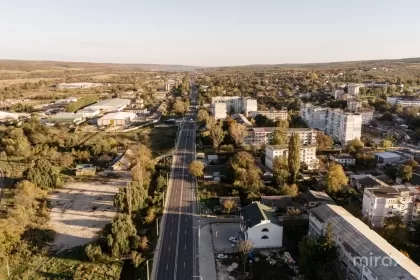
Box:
199 224 217 280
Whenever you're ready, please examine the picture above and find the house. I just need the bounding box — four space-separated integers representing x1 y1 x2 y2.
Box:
349 174 387 192
331 153 355 166
260 195 294 213
239 202 283 248
375 152 401 165
299 190 335 208
309 204 420 280
110 150 134 171
207 155 218 164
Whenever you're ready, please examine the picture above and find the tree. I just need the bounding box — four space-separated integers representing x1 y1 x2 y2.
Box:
398 165 413 182
223 199 237 214
229 121 248 147
206 118 225 151
237 240 253 272
173 99 187 115
271 120 289 145
106 214 137 257
114 181 148 214
380 216 408 248
272 156 289 186
254 114 274 127
316 131 333 149
229 151 262 193
345 138 364 154
85 244 103 262
325 163 348 193
24 159 62 189
380 139 393 149
279 183 298 197
288 133 301 183
188 160 204 177
197 109 209 124
1 127 31 158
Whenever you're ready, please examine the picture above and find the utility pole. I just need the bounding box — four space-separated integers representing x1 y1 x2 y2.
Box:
156 217 160 236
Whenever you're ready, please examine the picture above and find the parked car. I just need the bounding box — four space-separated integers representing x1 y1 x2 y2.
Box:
229 237 239 243
217 254 228 259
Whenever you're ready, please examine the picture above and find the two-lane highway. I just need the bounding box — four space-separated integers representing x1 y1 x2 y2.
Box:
152 88 199 280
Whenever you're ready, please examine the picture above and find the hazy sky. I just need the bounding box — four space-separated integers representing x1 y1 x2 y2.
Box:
1 0 420 66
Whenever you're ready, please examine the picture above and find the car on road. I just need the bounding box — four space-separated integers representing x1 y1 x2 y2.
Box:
229 237 239 243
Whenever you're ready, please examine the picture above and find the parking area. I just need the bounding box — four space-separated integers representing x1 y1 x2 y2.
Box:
211 222 241 252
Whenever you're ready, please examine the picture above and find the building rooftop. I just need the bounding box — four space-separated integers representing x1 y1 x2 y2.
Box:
375 151 401 159
87 98 131 109
260 195 293 211
334 153 354 160
252 127 276 133
311 204 420 280
98 112 136 120
367 186 400 198
302 190 335 203
231 113 252 127
266 144 317 150
240 202 276 228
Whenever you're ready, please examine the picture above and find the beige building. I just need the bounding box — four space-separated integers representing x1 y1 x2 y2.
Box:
248 110 288 121
97 112 136 126
265 145 318 170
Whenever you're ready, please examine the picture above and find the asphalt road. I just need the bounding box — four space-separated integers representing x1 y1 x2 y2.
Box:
153 89 199 280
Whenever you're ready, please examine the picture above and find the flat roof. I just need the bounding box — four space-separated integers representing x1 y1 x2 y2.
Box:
86 98 131 109
311 204 420 280
375 152 401 159
98 112 136 120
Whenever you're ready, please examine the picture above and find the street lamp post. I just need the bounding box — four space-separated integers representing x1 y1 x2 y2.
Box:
146 258 153 280
156 217 160 236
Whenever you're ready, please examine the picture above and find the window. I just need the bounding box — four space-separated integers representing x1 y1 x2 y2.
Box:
261 235 269 239
262 228 269 232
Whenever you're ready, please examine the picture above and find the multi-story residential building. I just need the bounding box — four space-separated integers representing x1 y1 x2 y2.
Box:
300 103 328 130
301 104 363 144
347 84 364 96
265 145 318 170
211 96 257 119
249 110 288 121
211 102 227 120
331 88 345 99
360 109 374 124
245 128 317 145
347 100 362 111
56 82 103 89
362 185 420 227
325 108 362 144
387 96 420 107
244 98 258 117
309 204 420 280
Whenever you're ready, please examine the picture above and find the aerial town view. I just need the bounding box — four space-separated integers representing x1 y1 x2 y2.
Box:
1 1 420 280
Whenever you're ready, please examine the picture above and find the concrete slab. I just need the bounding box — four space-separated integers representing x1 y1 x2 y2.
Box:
199 224 217 280
211 223 241 253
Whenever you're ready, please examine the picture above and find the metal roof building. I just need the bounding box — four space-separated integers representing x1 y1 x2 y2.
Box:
83 98 131 113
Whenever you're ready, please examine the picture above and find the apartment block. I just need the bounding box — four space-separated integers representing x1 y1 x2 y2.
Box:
362 185 420 227
387 96 420 107
249 110 288 121
211 102 227 120
265 145 318 170
300 103 328 130
309 204 420 280
347 100 362 111
245 127 317 145
211 96 257 119
325 108 362 144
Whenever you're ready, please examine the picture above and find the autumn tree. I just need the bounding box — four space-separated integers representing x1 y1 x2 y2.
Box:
197 109 209 124
279 183 298 197
380 139 393 149
1 127 31 157
106 214 137 257
316 131 333 149
229 121 248 147
24 159 62 189
272 156 289 186
288 133 301 183
271 120 289 145
238 240 253 271
173 99 188 115
206 117 225 151
345 138 364 154
398 164 413 182
188 160 204 177
229 151 262 193
223 199 237 214
325 163 348 193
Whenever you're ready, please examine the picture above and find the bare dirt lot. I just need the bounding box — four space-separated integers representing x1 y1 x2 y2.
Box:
49 177 128 249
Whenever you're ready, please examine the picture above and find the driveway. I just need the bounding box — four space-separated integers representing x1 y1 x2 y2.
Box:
211 222 241 253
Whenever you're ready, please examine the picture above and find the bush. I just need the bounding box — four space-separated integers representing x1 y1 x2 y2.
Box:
85 244 103 262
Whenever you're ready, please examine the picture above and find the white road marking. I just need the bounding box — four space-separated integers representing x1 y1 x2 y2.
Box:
184 262 185 268
185 244 186 250
166 264 168 270
170 231 172 236
169 246 170 251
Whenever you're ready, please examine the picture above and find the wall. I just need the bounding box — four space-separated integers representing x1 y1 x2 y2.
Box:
247 222 283 248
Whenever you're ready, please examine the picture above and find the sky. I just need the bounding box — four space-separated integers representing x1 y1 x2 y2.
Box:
1 0 420 66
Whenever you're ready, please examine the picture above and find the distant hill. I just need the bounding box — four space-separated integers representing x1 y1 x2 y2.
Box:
0 59 200 72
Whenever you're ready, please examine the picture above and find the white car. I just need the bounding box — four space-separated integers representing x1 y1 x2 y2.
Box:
217 254 228 259
229 237 239 243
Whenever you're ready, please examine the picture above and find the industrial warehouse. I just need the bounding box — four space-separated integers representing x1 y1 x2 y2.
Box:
77 98 131 114
97 112 136 126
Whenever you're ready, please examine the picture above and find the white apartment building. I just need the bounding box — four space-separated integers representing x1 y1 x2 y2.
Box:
325 108 362 144
211 96 257 119
309 204 420 280
300 103 328 130
331 88 345 99
211 102 227 120
244 98 257 117
360 109 374 124
248 110 288 121
301 104 362 144
265 145 318 170
347 84 364 96
387 96 420 107
362 185 420 227
245 128 317 145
